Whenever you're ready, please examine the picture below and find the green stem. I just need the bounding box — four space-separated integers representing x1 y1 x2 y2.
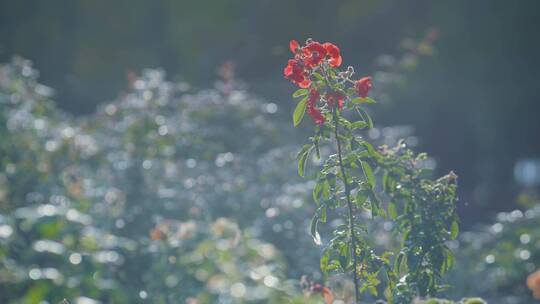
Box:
333 108 361 303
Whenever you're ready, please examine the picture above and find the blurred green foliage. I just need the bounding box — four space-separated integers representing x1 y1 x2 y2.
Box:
447 203 540 303
0 58 321 303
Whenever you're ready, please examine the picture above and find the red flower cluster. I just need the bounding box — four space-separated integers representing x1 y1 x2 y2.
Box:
284 40 342 88
285 39 373 125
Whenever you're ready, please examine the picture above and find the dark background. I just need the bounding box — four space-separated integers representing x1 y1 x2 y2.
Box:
1 0 539 224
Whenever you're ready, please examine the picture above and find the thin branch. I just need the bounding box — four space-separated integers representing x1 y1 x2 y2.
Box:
333 108 361 303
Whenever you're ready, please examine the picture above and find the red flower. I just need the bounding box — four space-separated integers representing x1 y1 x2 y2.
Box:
289 40 299 53
284 59 311 88
355 76 372 98
326 92 345 110
302 41 327 68
323 43 342 67
307 89 324 125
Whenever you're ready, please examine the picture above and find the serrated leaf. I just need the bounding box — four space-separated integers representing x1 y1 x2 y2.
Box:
297 144 313 177
313 179 324 203
368 285 378 296
326 173 336 188
381 251 393 265
394 252 406 274
314 139 321 159
371 199 380 218
292 88 309 98
351 121 368 130
293 97 307 127
442 248 455 274
320 206 327 223
388 202 398 220
310 214 322 246
361 141 382 159
355 189 368 208
313 178 330 203
450 220 459 240
361 161 376 189
313 72 325 81
339 242 350 270
356 107 373 129
320 247 331 275
351 97 376 104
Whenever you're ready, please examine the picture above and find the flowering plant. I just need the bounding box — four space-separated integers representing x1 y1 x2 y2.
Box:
285 39 460 303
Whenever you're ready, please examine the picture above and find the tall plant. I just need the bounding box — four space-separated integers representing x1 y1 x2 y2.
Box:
284 39 459 303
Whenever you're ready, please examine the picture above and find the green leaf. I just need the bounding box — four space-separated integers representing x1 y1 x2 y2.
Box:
293 97 308 127
388 202 398 220
320 247 331 275
356 107 373 129
326 173 337 189
450 220 459 240
292 88 308 98
381 251 393 265
313 72 325 81
313 178 329 203
339 242 350 270
310 214 322 246
361 141 382 159
442 248 455 273
371 198 381 218
314 138 321 159
351 97 376 104
361 161 376 189
355 189 368 208
319 205 327 223
351 121 368 130
297 144 313 177
394 253 405 274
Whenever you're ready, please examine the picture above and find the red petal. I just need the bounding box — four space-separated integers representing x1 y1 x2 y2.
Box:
329 55 342 67
323 43 340 56
289 40 299 53
298 79 311 88
283 64 293 77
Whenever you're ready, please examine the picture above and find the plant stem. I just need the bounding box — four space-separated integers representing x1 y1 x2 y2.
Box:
333 108 361 303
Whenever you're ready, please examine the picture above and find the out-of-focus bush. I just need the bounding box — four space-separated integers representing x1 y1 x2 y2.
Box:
0 58 324 303
446 203 540 303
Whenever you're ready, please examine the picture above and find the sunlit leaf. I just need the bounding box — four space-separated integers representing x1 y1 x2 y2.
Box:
360 161 376 189
292 88 308 98
351 97 376 104
351 121 368 130
293 97 307 127
388 202 398 220
297 144 313 177
310 214 322 246
356 107 373 129
313 72 325 81
450 220 459 240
